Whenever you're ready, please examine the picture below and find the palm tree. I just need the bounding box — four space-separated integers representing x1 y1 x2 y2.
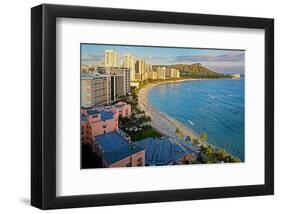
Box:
216 148 227 161
185 136 191 143
199 133 208 142
205 144 214 158
175 127 180 135
192 138 200 146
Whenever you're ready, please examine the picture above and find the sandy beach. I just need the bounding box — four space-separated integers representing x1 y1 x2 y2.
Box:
138 80 200 141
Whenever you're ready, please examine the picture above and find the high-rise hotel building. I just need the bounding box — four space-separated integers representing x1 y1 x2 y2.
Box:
109 67 130 101
104 50 119 67
123 54 136 81
135 59 146 81
96 66 131 101
166 68 180 78
81 75 111 108
156 67 166 79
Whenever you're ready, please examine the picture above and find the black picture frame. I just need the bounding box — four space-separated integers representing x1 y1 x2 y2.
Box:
31 4 274 210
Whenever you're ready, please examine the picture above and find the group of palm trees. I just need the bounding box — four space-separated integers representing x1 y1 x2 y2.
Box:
179 130 241 164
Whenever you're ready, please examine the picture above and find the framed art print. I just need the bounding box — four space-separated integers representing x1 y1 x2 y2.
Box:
31 4 274 209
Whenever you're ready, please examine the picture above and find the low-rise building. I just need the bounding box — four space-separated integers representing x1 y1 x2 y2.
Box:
87 109 119 137
130 81 140 88
81 115 92 145
94 131 145 167
81 102 132 138
136 137 197 166
232 73 241 79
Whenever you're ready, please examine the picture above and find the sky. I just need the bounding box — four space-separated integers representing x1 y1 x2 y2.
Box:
81 44 245 74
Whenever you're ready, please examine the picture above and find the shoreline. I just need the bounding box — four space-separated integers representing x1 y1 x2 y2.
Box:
137 78 242 162
137 79 200 141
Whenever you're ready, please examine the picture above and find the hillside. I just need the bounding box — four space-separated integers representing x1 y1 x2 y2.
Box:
153 63 231 79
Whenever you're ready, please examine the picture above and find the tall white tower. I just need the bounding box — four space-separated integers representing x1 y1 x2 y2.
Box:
104 50 118 67
123 54 136 81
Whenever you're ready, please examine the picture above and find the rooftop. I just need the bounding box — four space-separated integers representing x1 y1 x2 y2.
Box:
87 109 114 120
115 103 125 109
100 111 114 120
81 73 109 79
87 109 100 115
135 137 195 166
81 115 87 121
96 131 143 164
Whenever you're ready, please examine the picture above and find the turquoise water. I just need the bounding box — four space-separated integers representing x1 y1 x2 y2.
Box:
148 79 245 161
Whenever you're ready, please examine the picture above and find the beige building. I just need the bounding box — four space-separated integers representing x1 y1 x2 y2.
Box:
145 63 153 73
148 71 157 79
156 67 166 79
104 50 119 67
123 54 136 81
143 71 148 80
166 68 180 78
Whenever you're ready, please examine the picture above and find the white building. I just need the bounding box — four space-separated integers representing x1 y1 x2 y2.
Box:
104 50 119 67
123 54 136 81
156 67 166 79
81 74 111 108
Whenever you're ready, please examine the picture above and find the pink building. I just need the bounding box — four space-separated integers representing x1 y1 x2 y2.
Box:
81 102 131 139
81 116 92 145
97 101 131 118
87 109 119 137
80 102 142 167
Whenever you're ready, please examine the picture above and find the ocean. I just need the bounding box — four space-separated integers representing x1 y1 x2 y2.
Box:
148 79 245 161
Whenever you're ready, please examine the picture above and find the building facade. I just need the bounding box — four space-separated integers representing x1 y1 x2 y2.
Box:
81 117 92 145
81 101 132 138
123 54 136 81
104 50 119 67
81 101 142 168
96 66 130 101
156 67 166 79
166 68 180 78
81 75 111 108
148 71 158 79
135 59 146 81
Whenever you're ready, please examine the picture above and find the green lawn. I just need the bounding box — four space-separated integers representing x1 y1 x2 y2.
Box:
129 127 162 141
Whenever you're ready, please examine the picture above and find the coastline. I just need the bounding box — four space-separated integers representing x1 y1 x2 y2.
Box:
138 79 200 140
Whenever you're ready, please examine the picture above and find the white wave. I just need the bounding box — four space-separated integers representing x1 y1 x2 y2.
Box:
208 94 216 99
188 120 194 126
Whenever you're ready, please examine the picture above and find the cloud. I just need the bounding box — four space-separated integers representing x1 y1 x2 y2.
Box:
82 53 104 61
206 65 245 74
174 53 244 63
